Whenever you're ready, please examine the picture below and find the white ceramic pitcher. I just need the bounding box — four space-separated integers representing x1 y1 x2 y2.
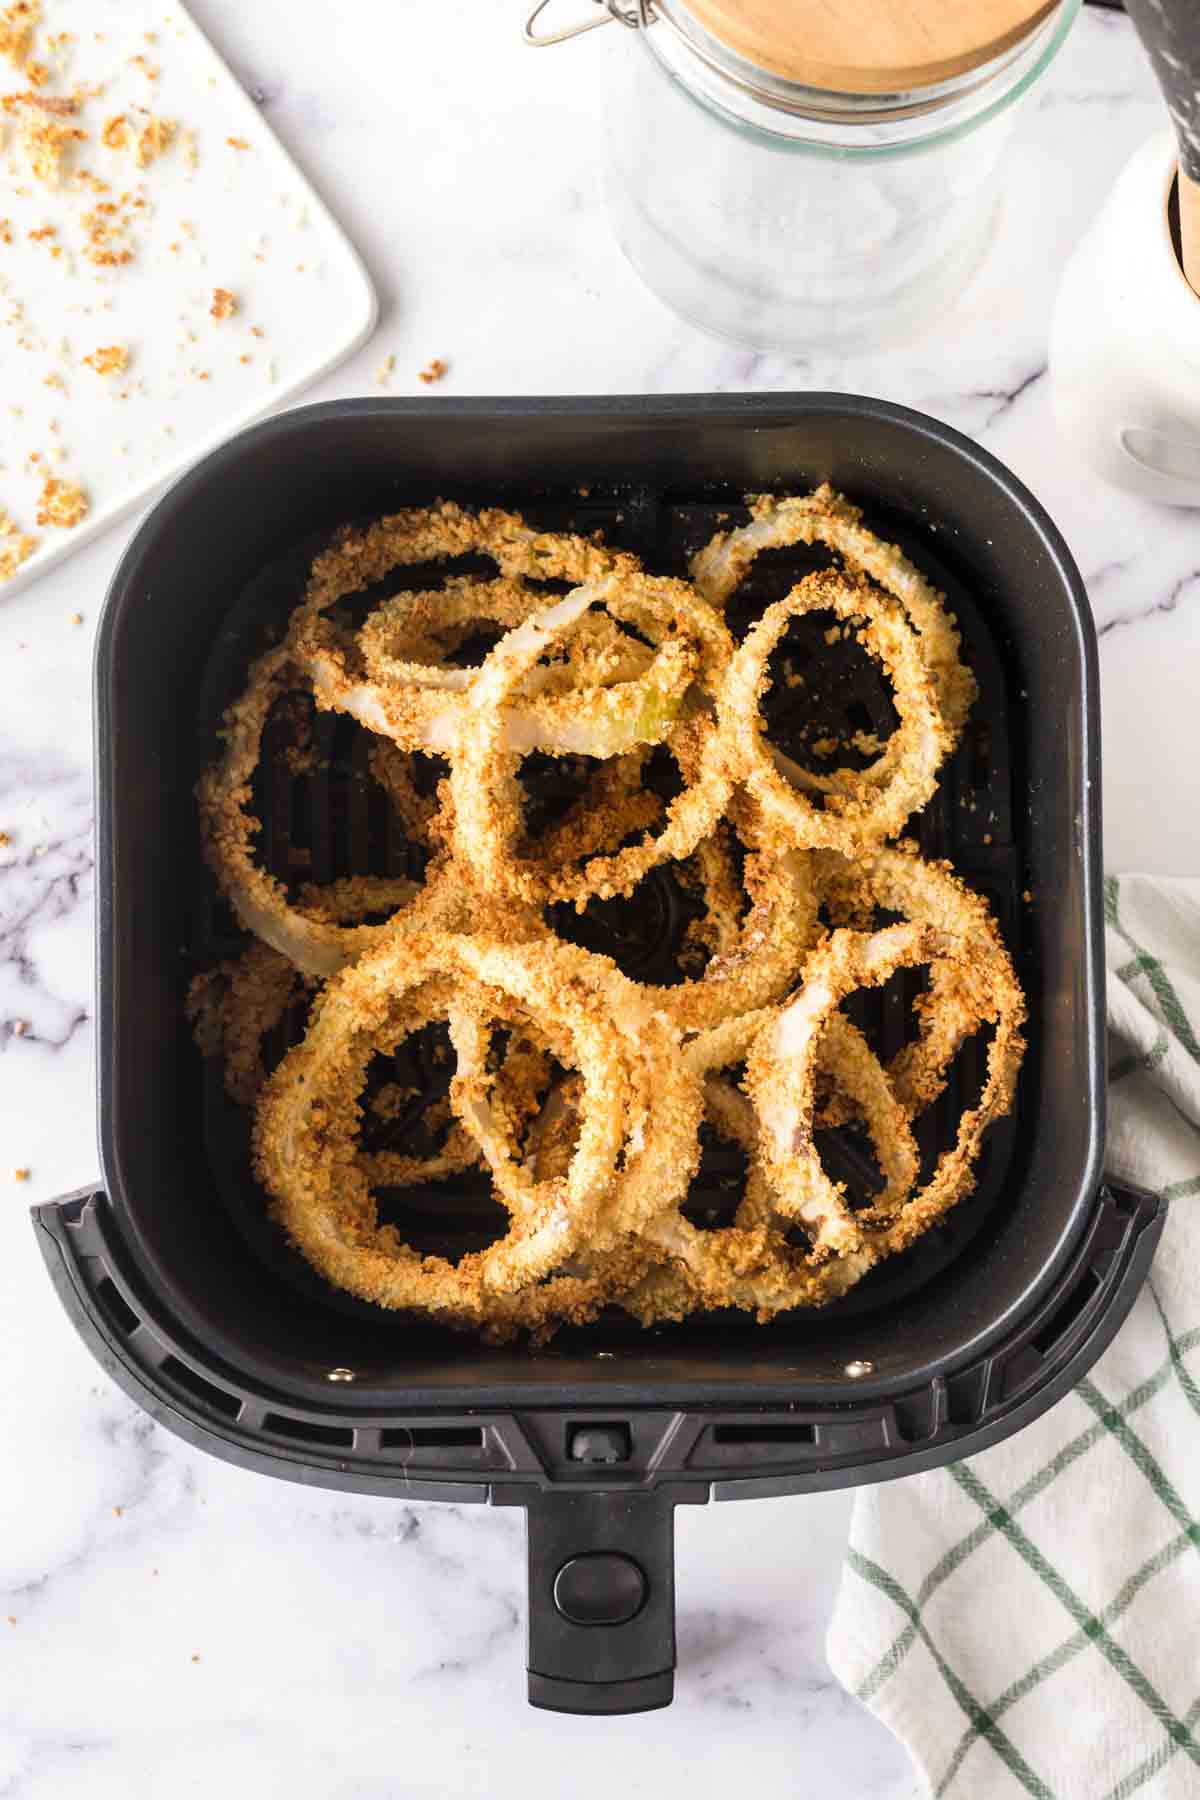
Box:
1050 130 1200 506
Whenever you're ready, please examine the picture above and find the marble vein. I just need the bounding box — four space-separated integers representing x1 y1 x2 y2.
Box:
1098 567 1200 637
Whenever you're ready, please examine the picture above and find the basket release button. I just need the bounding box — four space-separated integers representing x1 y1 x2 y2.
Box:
553 1553 647 1627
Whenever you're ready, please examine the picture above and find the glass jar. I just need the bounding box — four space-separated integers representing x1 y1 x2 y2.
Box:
577 0 1080 353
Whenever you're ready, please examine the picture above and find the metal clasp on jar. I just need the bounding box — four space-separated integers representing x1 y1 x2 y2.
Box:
523 0 649 47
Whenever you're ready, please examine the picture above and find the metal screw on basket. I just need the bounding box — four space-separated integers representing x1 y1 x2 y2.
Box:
844 1360 874 1379
326 1367 356 1384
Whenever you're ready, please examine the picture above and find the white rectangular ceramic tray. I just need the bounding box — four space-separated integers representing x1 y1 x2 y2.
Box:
0 0 376 598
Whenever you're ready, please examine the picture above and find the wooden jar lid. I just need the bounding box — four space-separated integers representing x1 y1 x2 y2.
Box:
678 0 1061 95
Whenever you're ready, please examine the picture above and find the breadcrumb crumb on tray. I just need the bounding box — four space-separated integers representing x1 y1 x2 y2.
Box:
35 475 88 528
0 510 38 579
82 343 129 375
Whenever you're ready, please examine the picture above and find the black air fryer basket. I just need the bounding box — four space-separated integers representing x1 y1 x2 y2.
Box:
36 395 1163 1715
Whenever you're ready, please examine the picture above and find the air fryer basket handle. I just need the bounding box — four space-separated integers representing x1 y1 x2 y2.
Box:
512 1487 699 1715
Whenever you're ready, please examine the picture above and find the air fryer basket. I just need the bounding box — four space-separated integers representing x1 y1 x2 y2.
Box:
36 396 1163 1714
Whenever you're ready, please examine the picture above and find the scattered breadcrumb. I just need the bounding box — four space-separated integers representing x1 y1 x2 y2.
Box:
12 1019 27 1035
13 1168 30 1182
209 286 236 321
418 357 448 386
128 52 157 80
226 135 248 150
101 111 173 166
81 200 132 266
82 342 128 375
0 218 11 243
0 0 40 70
35 474 88 528
375 353 394 388
983 833 993 845
190 1653 201 1663
112 1505 123 1517
136 115 173 166
24 56 47 84
9 93 88 186
5 1615 15 1626
249 324 264 338
0 509 37 579
0 831 9 847
68 610 82 624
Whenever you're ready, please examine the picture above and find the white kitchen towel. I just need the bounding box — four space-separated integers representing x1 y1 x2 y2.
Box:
827 875 1200 1800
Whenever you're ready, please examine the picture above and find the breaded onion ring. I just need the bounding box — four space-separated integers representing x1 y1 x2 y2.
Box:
745 923 947 1255
186 873 419 1102
692 482 977 754
718 569 950 855
812 843 1024 1128
360 574 656 697
449 579 733 905
253 929 696 1322
450 956 703 1252
296 584 696 760
651 847 820 1034
622 1008 917 1322
199 506 636 975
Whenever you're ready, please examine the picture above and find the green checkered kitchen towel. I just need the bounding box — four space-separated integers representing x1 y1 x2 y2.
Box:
828 875 1200 1800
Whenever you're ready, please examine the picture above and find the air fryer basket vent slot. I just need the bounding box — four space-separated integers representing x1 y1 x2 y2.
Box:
262 1412 355 1448
712 1423 817 1446
379 1425 484 1450
95 1274 139 1337
1031 1267 1104 1357
160 1354 243 1420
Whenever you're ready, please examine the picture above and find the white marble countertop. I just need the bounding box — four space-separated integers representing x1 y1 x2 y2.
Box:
2 3 1197 1793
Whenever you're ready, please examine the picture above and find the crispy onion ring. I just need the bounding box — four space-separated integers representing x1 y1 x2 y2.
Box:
718 569 950 854
812 843 1025 1128
450 955 703 1251
196 647 463 977
199 507 636 976
618 1008 915 1322
188 939 303 1110
360 574 656 697
253 929 699 1323
535 749 664 869
651 846 820 1034
745 923 949 1255
297 577 696 759
745 910 1024 1262
186 874 419 1103
449 578 733 905
520 993 918 1325
366 740 442 848
691 481 977 757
